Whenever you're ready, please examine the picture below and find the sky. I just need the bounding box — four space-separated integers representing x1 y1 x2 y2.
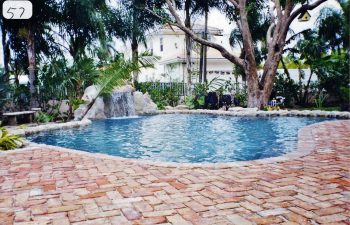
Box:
0 0 342 67
207 0 341 36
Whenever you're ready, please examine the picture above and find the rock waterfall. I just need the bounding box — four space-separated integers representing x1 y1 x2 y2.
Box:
104 92 136 117
74 85 157 120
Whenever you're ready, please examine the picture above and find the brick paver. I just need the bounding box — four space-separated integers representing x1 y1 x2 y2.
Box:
0 120 349 225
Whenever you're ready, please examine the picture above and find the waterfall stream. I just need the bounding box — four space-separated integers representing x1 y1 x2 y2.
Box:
104 92 136 117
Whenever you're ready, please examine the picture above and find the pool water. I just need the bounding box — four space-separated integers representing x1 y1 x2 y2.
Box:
28 114 331 163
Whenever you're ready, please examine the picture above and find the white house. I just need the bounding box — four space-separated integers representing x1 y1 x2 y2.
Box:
138 25 240 84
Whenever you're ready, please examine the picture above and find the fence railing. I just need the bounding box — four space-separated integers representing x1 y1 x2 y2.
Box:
149 82 187 96
137 81 247 96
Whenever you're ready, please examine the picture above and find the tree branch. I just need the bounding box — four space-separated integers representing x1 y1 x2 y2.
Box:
228 0 240 9
283 0 328 36
266 4 276 47
164 0 244 67
238 0 256 66
285 28 311 45
273 0 282 19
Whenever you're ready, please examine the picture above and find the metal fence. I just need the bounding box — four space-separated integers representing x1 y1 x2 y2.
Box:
147 82 187 96
138 81 247 96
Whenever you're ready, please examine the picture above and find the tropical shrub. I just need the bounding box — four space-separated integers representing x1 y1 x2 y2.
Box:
272 73 299 107
234 90 248 107
314 90 328 108
0 82 9 111
35 112 55 123
185 77 226 109
136 81 181 109
185 95 205 109
0 126 23 150
263 105 280 111
70 99 86 111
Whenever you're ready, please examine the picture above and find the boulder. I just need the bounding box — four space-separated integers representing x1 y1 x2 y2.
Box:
165 106 174 110
82 85 100 103
86 97 106 119
114 84 135 93
74 85 106 120
47 100 70 115
134 91 157 114
175 105 189 110
228 107 244 111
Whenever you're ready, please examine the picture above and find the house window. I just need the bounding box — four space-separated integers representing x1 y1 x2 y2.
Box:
160 37 163 52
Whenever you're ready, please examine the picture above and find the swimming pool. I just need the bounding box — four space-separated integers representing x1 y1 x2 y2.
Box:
27 114 332 163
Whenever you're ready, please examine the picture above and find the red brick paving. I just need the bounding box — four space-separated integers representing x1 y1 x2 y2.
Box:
0 120 349 225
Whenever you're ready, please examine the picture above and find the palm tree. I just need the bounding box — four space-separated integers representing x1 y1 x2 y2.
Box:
0 0 60 108
111 0 163 83
57 0 110 60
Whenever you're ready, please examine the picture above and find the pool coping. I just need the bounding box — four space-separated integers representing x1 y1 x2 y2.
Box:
3 110 346 168
156 109 350 119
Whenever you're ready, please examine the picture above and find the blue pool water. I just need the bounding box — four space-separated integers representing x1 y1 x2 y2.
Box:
27 114 331 163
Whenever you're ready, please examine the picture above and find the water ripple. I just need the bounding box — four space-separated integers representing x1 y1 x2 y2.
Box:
27 114 332 163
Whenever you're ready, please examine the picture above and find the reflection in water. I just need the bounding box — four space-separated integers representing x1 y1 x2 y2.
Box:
28 114 332 163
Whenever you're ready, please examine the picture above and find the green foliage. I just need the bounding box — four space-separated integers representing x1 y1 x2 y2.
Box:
39 57 99 102
185 95 195 109
10 85 30 110
35 112 55 123
0 126 23 151
97 55 157 97
59 0 110 59
70 99 86 111
0 81 9 110
184 77 226 109
272 73 299 107
316 52 349 102
228 0 270 66
185 95 205 109
136 81 181 109
340 86 350 103
263 105 280 111
314 91 327 109
234 90 248 107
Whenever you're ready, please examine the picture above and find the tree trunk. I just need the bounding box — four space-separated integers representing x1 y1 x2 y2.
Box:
131 36 139 83
281 58 291 81
203 8 208 83
27 23 38 108
302 69 313 105
1 22 10 82
76 81 83 99
199 38 204 83
245 65 264 108
185 0 192 95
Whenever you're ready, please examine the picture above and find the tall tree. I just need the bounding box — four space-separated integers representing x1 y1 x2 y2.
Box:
158 0 328 108
184 0 192 93
57 0 109 60
115 0 163 83
0 0 60 108
192 0 225 83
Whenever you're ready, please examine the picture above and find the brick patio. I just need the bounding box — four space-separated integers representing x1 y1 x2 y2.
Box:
0 120 349 225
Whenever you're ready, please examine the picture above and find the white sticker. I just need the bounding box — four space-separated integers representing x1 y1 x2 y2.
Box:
2 0 33 19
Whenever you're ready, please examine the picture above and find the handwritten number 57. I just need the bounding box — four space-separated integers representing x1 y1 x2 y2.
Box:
6 7 26 19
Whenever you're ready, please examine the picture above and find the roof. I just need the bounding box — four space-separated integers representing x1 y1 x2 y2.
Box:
298 11 311 19
156 24 223 36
